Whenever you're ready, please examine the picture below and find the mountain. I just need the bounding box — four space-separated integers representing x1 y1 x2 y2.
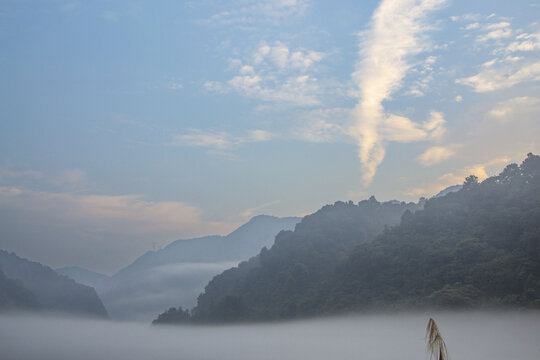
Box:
158 198 421 323
0 269 40 311
327 153 540 312
155 153 540 324
114 215 301 280
0 250 108 317
56 266 111 290
433 184 462 198
59 215 300 321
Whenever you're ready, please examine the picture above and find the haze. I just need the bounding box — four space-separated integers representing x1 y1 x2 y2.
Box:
1 312 539 360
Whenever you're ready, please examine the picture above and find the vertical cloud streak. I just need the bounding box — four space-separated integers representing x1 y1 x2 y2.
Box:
352 0 446 185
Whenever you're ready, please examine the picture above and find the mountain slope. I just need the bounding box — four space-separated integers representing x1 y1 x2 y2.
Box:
327 153 540 311
0 269 40 311
56 266 111 290
0 251 108 317
183 199 421 322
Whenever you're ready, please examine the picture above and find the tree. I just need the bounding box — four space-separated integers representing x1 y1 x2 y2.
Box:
463 174 479 188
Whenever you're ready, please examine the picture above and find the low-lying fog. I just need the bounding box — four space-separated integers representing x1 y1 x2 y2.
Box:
1 312 539 360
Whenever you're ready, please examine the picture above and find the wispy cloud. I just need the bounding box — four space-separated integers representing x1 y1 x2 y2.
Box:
205 41 325 106
380 111 447 143
417 145 457 166
0 167 43 181
206 0 308 26
168 129 274 150
457 60 540 92
402 156 510 197
241 200 281 218
476 21 513 42
291 108 353 143
0 187 203 235
507 31 540 52
488 96 540 122
456 19 540 92
350 0 447 185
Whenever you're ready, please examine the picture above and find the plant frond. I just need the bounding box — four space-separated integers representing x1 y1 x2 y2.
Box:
426 318 449 360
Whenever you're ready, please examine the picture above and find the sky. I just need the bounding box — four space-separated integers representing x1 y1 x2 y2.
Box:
1 0 539 273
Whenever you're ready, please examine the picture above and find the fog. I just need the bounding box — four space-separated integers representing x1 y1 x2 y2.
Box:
99 261 239 321
1 312 539 360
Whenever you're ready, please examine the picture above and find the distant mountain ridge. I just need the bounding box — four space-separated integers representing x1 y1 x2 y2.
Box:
55 266 111 291
115 215 300 279
57 215 301 321
0 250 108 317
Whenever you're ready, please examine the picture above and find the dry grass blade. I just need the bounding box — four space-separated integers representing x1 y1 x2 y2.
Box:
426 318 449 360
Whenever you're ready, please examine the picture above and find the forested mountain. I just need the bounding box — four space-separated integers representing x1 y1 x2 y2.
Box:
58 215 300 321
154 153 540 324
326 153 540 312
0 251 108 317
155 198 421 323
0 269 40 311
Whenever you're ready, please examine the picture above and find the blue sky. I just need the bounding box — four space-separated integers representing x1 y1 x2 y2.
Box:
1 0 539 273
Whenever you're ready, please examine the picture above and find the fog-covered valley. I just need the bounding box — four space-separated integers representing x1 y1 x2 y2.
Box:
1 312 539 360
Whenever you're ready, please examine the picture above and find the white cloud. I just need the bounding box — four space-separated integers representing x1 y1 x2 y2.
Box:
167 82 183 90
0 168 43 181
477 28 513 42
405 55 437 97
417 145 456 166
241 200 281 218
450 13 481 22
226 73 321 106
350 0 446 185
252 41 324 71
423 111 446 140
0 187 204 236
464 22 480 30
488 96 540 122
456 61 540 92
207 0 308 26
203 81 229 94
169 129 274 150
170 130 232 149
457 18 540 93
292 108 352 143
206 41 324 106
507 31 540 52
455 95 463 102
379 111 446 143
402 156 510 197
246 129 274 142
